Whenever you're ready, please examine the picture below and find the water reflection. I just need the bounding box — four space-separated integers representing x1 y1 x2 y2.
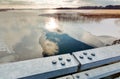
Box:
44 32 93 56
40 13 120 23
0 10 119 64
0 11 44 62
45 17 62 33
39 32 59 56
42 17 94 56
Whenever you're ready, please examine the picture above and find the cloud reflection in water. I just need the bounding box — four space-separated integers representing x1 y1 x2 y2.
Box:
39 32 59 56
0 10 119 64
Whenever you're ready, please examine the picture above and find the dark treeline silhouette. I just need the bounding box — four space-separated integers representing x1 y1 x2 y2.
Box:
0 5 120 11
56 5 120 9
0 8 15 12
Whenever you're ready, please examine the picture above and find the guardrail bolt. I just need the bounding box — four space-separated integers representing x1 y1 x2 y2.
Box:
87 57 92 60
91 53 95 56
66 58 71 62
76 75 80 78
79 56 84 59
61 61 65 66
85 73 89 76
58 57 63 60
83 52 87 55
52 60 57 64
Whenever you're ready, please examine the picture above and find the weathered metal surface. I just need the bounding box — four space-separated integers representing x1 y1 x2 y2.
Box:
0 44 120 79
0 54 79 79
73 61 120 79
73 44 120 70
56 75 73 79
56 61 120 79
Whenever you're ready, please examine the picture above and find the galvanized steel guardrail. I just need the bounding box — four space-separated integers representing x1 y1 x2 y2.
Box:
0 44 120 79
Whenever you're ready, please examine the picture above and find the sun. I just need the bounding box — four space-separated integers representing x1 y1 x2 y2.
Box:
45 18 59 32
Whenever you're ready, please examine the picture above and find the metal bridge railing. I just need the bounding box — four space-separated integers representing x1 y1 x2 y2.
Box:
0 44 120 79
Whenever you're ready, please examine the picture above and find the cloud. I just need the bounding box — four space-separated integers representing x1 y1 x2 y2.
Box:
0 11 45 62
62 25 105 47
0 0 33 5
39 33 59 55
41 40 59 55
0 0 120 8
0 0 119 6
0 11 60 63
82 0 120 6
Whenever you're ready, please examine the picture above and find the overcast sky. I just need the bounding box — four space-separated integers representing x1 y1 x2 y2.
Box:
0 0 120 8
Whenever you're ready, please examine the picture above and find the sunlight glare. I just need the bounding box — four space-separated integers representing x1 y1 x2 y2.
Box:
45 18 59 32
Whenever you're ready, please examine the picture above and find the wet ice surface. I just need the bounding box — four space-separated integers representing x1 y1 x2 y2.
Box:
0 10 120 64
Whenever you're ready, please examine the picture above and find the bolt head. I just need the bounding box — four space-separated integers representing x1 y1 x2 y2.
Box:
52 60 57 64
88 57 92 60
91 53 95 56
61 61 65 66
85 73 89 76
58 56 63 60
83 52 87 55
79 56 84 59
76 75 80 78
66 58 71 62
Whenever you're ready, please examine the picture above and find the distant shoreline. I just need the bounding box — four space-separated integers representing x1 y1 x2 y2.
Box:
55 5 120 10
0 5 120 11
0 8 120 11
0 8 120 16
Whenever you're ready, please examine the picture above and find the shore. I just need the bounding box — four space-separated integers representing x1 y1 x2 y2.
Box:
0 8 120 15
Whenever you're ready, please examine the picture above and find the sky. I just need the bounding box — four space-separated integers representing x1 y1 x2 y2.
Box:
0 0 120 8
